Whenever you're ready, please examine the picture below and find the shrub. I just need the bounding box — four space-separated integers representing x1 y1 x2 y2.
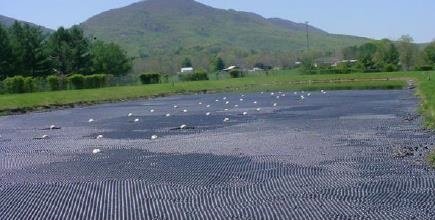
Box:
179 71 209 81
229 69 243 78
335 62 352 74
23 77 36 92
417 65 434 71
85 74 108 88
383 64 398 72
3 76 26 93
95 74 108 88
140 73 161 84
47 75 61 91
0 81 4 94
161 74 170 83
3 76 37 93
68 74 85 89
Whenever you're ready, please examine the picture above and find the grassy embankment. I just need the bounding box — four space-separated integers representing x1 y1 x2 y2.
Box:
418 73 435 167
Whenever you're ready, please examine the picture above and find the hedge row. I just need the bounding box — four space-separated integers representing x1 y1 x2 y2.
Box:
46 74 110 90
1 74 111 94
2 76 36 94
138 70 247 85
179 71 209 81
140 73 161 85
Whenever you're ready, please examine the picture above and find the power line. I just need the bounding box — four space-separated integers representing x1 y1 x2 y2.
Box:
305 21 310 50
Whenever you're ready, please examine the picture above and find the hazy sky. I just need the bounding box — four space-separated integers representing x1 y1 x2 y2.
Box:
0 0 434 43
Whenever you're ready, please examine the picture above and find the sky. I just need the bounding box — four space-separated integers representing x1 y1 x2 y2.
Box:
0 0 434 43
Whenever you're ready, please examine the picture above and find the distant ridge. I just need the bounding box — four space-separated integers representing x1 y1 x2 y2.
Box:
0 14 53 33
81 0 369 56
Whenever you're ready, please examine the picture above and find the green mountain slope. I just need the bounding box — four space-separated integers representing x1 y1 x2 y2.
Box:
0 15 53 33
80 0 370 72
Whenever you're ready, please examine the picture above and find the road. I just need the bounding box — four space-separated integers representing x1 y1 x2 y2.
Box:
0 90 434 219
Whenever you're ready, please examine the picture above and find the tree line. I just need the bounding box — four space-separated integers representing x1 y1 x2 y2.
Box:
341 36 435 72
0 22 132 80
300 36 435 74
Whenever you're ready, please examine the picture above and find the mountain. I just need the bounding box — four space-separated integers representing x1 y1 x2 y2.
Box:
80 0 370 72
267 18 326 34
0 15 53 33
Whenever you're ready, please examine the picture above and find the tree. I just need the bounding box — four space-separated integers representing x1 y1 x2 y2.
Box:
300 50 321 73
47 26 91 75
212 57 225 71
8 22 51 77
372 39 399 71
69 26 91 74
181 57 192 68
342 46 358 60
0 24 13 79
423 41 435 65
90 41 132 76
398 35 417 71
357 42 378 72
47 27 72 75
356 40 399 72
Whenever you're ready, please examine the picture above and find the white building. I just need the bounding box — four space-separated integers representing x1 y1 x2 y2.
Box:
180 67 194 73
223 66 239 71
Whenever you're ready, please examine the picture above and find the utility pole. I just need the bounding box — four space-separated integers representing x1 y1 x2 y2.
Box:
305 21 310 50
